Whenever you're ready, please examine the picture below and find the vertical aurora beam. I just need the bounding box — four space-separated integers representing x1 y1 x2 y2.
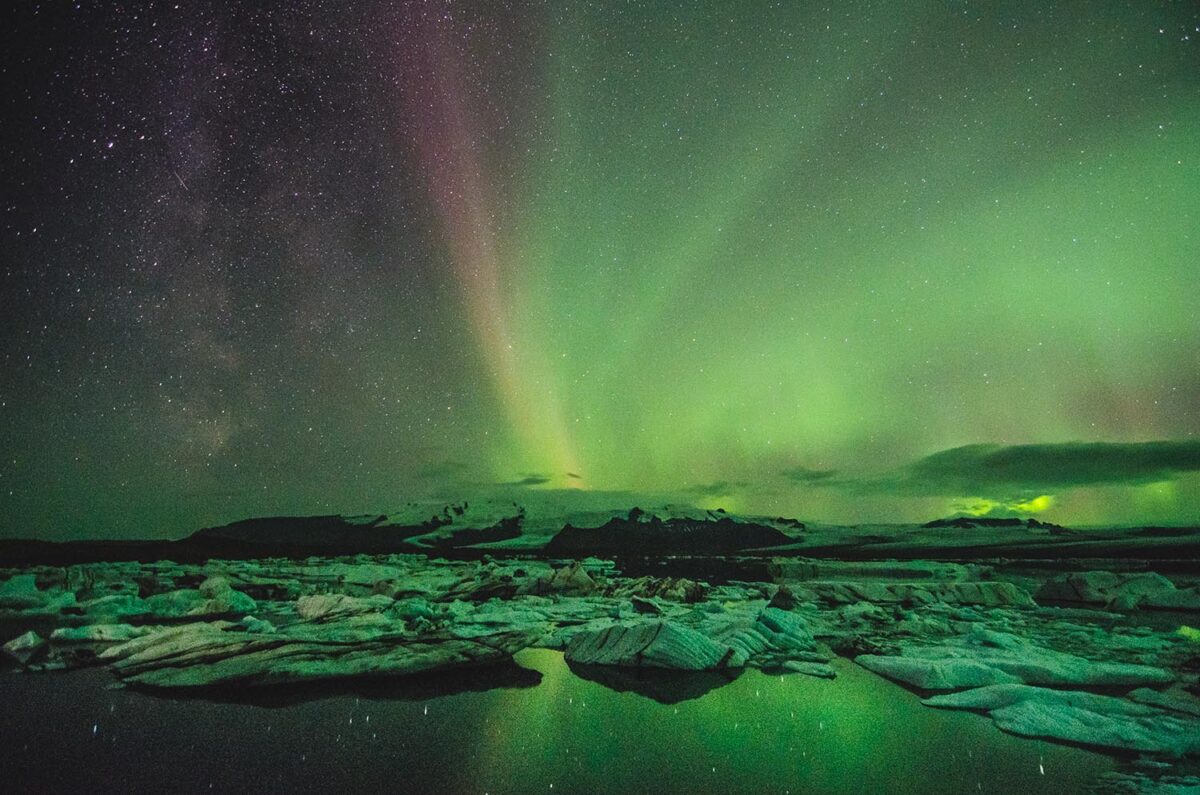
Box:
497 2 1200 522
397 7 580 485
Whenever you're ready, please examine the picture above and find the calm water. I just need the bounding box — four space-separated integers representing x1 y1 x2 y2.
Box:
0 651 1116 793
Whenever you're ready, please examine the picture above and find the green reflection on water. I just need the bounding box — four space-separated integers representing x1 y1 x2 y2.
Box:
462 650 1113 794
0 650 1116 794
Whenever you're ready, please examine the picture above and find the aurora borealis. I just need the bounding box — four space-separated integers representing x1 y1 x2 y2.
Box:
1 1 1198 538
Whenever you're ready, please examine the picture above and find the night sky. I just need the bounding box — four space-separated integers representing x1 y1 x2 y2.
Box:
2 1 1198 539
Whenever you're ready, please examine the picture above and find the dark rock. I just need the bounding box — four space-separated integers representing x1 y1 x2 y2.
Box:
768 585 798 610
630 596 662 615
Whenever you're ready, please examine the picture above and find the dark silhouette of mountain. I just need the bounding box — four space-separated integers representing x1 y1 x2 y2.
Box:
1 508 1197 568
0 513 521 566
189 513 522 556
921 516 1065 531
190 514 431 552
543 510 795 557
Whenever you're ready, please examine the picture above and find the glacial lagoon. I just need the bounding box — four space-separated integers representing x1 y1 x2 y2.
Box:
1 650 1115 794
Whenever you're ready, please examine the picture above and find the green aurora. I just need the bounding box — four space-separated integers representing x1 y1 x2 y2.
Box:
421 2 1200 525
1 1 1198 537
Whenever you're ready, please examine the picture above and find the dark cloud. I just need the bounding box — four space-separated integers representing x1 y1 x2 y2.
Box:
780 466 838 484
833 440 1200 499
566 472 583 480
500 474 551 488
683 480 749 497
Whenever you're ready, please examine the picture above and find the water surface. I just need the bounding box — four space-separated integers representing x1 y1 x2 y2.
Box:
0 651 1116 793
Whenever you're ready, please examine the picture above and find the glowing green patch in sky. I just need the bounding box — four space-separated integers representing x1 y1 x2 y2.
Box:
2 1 1198 538
467 2 1200 525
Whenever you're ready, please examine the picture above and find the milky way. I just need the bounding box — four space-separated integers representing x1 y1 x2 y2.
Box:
2 1 1198 538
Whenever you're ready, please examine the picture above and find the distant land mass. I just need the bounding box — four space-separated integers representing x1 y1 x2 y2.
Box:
920 516 1066 531
0 500 1198 568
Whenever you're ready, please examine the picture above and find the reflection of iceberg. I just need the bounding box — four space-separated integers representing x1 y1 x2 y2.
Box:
1 647 1120 794
133 659 543 709
566 659 742 704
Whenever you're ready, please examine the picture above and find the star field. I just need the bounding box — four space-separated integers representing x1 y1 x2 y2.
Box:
1 1 1198 538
